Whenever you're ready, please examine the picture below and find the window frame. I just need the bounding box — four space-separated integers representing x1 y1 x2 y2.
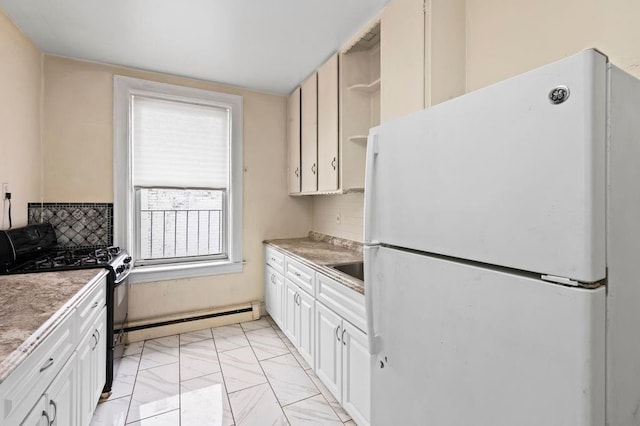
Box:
114 76 243 283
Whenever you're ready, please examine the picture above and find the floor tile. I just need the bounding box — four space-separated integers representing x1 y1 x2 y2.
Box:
343 421 357 426
283 394 343 425
117 341 145 358
228 383 288 426
212 324 250 353
90 396 130 426
139 335 180 370
261 353 319 406
274 328 287 340
281 338 312 370
218 346 267 393
110 355 140 399
305 370 351 422
126 409 180 425
240 317 272 332
180 339 221 381
181 372 234 426
245 326 290 361
265 315 277 326
180 329 214 345
127 362 180 423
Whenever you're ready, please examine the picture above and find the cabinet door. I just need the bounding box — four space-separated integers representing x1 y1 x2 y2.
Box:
283 280 299 346
78 307 107 426
287 87 302 194
47 353 77 426
317 53 339 191
20 396 49 426
265 265 285 328
380 0 425 122
296 289 315 368
314 302 343 401
342 322 371 426
301 73 318 192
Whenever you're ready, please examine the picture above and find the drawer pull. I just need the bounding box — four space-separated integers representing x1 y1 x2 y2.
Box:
91 301 99 308
293 271 301 278
39 357 54 372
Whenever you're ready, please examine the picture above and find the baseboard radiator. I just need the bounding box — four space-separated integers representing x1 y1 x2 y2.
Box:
123 302 260 342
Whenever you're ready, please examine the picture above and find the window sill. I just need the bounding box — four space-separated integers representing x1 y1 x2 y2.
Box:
129 260 244 284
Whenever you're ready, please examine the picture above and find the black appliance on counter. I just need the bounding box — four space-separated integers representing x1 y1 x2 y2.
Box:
0 223 131 397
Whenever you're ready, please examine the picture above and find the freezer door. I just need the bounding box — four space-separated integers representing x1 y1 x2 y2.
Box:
364 50 606 282
365 245 605 426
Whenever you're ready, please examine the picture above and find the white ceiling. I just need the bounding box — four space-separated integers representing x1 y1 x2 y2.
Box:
0 0 389 95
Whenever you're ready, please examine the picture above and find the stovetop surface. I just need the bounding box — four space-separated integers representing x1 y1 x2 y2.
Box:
2 246 128 275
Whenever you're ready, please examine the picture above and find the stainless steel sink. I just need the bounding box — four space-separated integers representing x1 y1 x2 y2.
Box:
329 261 364 281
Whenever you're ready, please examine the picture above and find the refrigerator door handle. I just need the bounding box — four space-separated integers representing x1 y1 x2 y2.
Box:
364 245 381 355
364 132 379 245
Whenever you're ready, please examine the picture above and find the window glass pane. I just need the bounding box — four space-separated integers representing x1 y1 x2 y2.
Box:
133 96 229 188
139 188 225 260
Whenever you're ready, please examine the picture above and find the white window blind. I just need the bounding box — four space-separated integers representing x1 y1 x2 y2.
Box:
132 95 230 188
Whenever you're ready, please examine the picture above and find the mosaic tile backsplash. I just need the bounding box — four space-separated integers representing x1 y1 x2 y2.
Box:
28 203 113 249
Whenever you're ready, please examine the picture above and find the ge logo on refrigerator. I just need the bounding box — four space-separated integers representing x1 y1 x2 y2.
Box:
549 85 570 104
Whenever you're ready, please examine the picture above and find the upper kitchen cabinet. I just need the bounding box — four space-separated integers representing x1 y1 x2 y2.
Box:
317 54 340 192
380 0 466 122
287 87 301 194
301 73 318 193
339 22 381 191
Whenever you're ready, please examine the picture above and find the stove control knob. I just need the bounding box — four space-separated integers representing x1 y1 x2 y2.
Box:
123 256 132 264
116 265 126 274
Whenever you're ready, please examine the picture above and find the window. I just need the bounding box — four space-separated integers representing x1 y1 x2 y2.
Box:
114 76 243 283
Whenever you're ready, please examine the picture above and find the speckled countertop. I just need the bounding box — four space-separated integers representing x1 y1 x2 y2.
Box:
264 231 364 294
0 268 108 383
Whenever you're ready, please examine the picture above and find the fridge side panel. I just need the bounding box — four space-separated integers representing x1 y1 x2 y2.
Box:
606 65 640 426
367 246 605 426
367 49 606 282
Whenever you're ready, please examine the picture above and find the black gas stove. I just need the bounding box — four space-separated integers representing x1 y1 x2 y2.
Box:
0 223 131 397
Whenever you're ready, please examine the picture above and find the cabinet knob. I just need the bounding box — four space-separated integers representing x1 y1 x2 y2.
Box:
331 157 337 170
311 163 316 174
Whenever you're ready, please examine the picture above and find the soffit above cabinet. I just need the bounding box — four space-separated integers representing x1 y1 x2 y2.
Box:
0 0 390 95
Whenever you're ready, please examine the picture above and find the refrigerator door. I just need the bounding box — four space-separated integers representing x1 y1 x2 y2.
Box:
365 245 605 426
364 50 606 283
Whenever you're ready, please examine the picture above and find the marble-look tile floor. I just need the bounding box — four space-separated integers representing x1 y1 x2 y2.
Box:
90 317 357 426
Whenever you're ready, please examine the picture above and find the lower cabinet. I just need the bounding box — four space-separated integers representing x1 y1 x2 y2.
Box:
264 245 370 426
78 306 107 426
315 301 370 426
283 279 315 367
0 272 108 426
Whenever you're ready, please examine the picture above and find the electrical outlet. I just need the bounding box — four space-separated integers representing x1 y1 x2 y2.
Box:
336 212 341 224
2 183 8 199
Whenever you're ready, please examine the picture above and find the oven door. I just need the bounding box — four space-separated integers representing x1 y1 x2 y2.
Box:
113 277 129 358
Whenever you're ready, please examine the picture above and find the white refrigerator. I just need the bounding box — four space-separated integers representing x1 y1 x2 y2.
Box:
364 49 640 426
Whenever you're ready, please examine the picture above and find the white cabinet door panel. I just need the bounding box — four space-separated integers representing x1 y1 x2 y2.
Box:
283 280 299 347
342 323 370 426
47 354 77 426
314 301 342 401
301 73 318 193
297 289 315 367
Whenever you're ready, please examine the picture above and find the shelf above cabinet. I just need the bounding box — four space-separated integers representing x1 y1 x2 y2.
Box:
348 78 381 94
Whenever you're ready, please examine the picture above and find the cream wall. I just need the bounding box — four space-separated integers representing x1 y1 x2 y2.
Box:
312 193 364 243
465 0 640 91
0 10 42 229
42 56 313 323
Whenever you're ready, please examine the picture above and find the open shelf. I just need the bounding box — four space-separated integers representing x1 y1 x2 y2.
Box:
348 78 381 94
348 135 368 143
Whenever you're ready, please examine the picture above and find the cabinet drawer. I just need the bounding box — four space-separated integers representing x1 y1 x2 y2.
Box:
265 246 285 274
316 273 366 333
285 257 315 295
77 274 107 338
1 311 76 425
